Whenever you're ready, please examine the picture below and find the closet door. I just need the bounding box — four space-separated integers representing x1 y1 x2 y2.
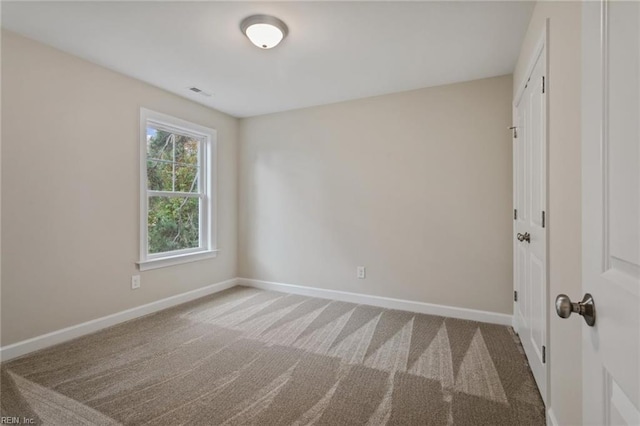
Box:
514 42 547 403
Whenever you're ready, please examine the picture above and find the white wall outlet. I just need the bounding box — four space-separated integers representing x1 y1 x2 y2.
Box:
357 266 366 279
131 275 141 290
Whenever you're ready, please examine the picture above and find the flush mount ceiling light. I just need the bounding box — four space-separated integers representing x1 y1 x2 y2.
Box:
240 14 288 49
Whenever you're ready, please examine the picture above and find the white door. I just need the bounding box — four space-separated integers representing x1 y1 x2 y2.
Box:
581 1 640 424
514 39 547 404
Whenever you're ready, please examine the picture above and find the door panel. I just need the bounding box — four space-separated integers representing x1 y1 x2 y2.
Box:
609 1 640 267
529 55 545 230
516 243 528 328
527 47 547 381
582 1 640 424
514 84 527 336
516 102 528 224
530 254 545 354
607 376 640 425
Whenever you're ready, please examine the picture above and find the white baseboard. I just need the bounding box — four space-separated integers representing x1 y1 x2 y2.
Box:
0 278 238 362
547 407 559 426
1 276 513 362
238 278 513 326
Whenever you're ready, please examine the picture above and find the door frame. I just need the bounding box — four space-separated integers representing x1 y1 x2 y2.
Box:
512 21 550 407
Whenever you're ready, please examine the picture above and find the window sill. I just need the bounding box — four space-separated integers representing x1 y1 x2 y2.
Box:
137 249 219 271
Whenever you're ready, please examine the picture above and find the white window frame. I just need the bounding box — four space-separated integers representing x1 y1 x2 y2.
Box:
137 108 217 271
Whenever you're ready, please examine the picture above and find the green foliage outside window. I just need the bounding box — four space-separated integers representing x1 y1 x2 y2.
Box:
146 129 201 254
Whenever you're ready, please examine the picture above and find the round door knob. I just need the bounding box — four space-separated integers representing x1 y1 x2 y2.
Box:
516 232 531 243
554 293 596 326
555 294 573 318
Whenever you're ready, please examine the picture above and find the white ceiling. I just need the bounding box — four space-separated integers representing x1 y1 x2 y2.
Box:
2 1 534 118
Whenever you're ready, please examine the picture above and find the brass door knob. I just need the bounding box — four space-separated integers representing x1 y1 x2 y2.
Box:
517 232 531 243
555 293 596 326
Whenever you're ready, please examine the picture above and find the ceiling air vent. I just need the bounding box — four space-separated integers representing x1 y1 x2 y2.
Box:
188 87 212 97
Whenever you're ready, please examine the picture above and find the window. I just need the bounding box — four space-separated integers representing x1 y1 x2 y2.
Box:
138 109 217 270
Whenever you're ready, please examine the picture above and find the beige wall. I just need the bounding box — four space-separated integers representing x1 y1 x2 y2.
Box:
514 2 582 424
1 31 239 346
0 30 3 348
239 75 514 315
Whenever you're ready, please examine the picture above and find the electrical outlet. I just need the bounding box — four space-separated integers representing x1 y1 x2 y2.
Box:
357 266 366 279
131 275 141 290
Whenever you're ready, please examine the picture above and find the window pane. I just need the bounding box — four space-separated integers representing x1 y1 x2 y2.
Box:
146 160 174 191
175 165 199 192
174 136 200 166
147 128 201 193
147 128 174 162
148 196 200 254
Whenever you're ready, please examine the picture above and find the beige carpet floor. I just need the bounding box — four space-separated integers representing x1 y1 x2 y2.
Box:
1 286 545 425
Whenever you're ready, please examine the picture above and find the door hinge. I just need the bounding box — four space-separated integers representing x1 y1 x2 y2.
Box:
542 345 546 363
514 209 518 220
514 291 518 302
542 211 546 228
542 76 545 94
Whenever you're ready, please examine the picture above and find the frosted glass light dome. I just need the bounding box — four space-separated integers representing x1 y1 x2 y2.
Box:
241 15 288 49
